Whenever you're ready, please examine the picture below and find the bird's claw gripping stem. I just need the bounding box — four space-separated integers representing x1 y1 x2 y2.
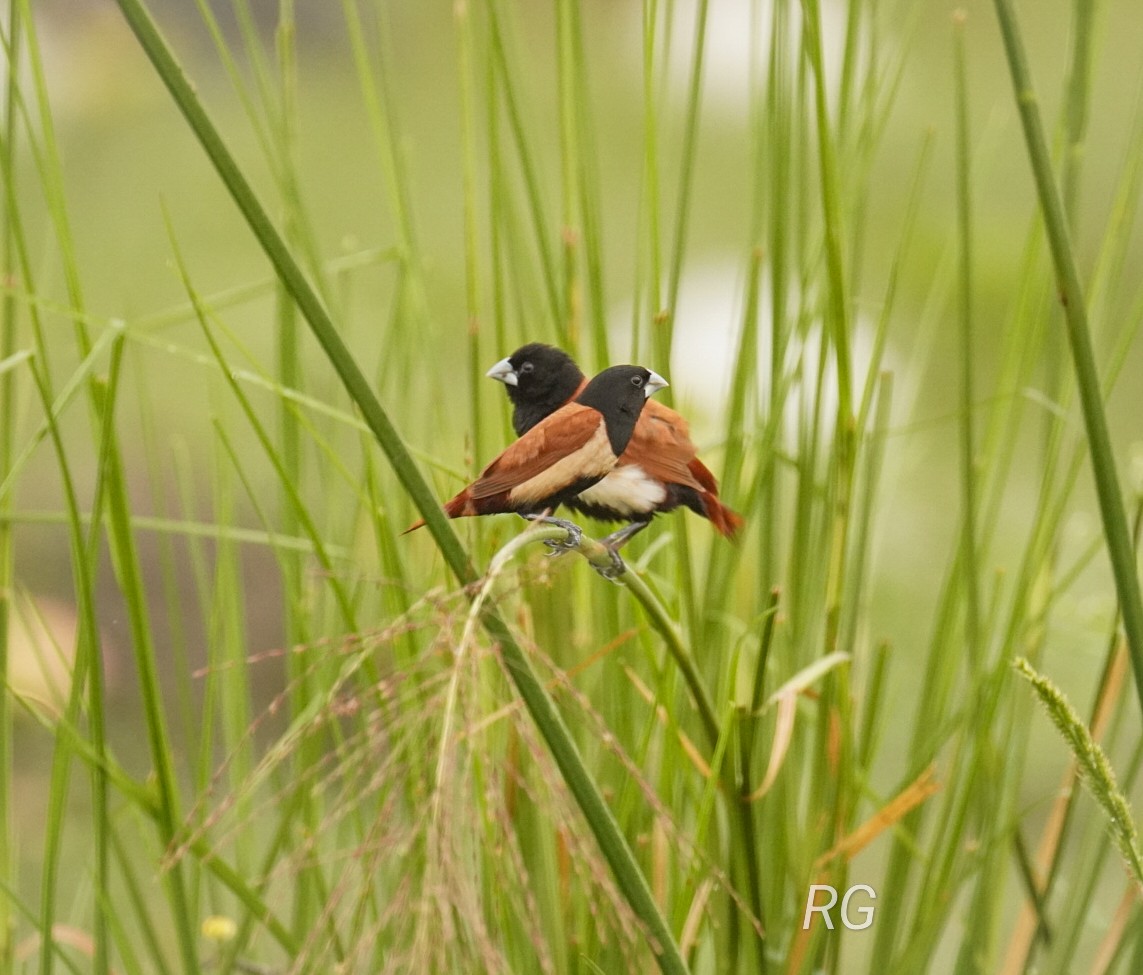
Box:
592 546 627 581
522 513 627 579
523 514 584 555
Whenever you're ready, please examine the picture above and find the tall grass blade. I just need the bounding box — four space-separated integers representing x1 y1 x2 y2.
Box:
0 0 21 966
992 0 1143 721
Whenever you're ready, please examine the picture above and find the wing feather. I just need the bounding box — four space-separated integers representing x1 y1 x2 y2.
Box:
619 400 705 490
470 403 607 499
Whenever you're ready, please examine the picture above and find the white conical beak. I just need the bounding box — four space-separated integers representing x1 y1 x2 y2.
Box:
644 371 668 398
485 357 518 386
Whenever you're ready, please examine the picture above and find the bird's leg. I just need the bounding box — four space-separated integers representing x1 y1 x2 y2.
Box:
522 512 584 554
592 547 627 581
584 520 651 581
599 520 650 552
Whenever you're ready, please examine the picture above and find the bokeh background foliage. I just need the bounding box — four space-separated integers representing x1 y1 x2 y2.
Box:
3 0 1143 972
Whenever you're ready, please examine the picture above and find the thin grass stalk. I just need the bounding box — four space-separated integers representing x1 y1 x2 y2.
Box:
800 7 858 968
620 560 719 750
799 0 853 419
661 0 709 357
270 1 329 294
340 0 429 342
456 0 489 471
189 0 275 180
556 0 580 348
903 581 1026 971
111 3 689 969
273 16 304 589
485 0 563 336
702 247 762 622
271 317 324 927
0 1 20 966
871 558 964 964
216 792 313 974
855 130 934 432
102 424 201 972
24 326 120 975
179 275 362 644
639 0 663 357
1042 0 1095 437
264 5 327 938
565 0 608 361
0 323 122 508
835 0 865 143
953 12 982 670
4 509 338 553
361 444 419 665
840 371 892 680
761 0 792 592
745 0 765 246
218 0 326 292
1011 33 1104 932
992 0 1143 721
840 7 915 312
736 590 781 973
205 442 257 880
486 35 512 371
80 342 130 975
184 440 221 821
642 0 699 635
139 397 202 767
1086 86 1143 338
109 823 172 975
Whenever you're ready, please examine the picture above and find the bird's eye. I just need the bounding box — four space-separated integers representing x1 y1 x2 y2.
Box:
520 362 534 374
631 375 644 387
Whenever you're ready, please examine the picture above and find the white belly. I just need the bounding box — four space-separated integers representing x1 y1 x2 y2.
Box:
576 464 667 516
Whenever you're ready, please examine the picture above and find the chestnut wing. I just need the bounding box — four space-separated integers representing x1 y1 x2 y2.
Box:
621 400 705 490
470 403 609 500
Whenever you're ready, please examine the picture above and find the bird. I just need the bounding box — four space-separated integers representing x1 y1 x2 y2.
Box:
405 364 668 567
486 343 744 549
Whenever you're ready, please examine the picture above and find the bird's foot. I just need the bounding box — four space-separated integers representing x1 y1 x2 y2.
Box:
599 520 650 552
591 546 627 581
523 514 584 555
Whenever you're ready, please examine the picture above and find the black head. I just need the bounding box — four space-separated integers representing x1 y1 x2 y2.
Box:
486 343 586 436
574 365 668 456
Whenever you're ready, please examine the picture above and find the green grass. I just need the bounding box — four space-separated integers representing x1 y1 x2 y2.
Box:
3 0 1143 972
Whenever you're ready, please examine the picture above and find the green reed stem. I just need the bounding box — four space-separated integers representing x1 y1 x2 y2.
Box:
992 0 1143 722
953 12 982 668
0 1 20 966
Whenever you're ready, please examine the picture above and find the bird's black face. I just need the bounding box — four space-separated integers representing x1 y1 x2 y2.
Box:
575 364 668 455
487 343 587 436
506 344 583 403
579 365 667 410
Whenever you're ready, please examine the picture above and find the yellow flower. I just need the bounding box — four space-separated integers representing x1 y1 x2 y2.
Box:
201 915 238 943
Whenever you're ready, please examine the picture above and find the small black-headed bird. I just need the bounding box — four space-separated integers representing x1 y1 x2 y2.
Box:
486 343 744 548
405 365 668 545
